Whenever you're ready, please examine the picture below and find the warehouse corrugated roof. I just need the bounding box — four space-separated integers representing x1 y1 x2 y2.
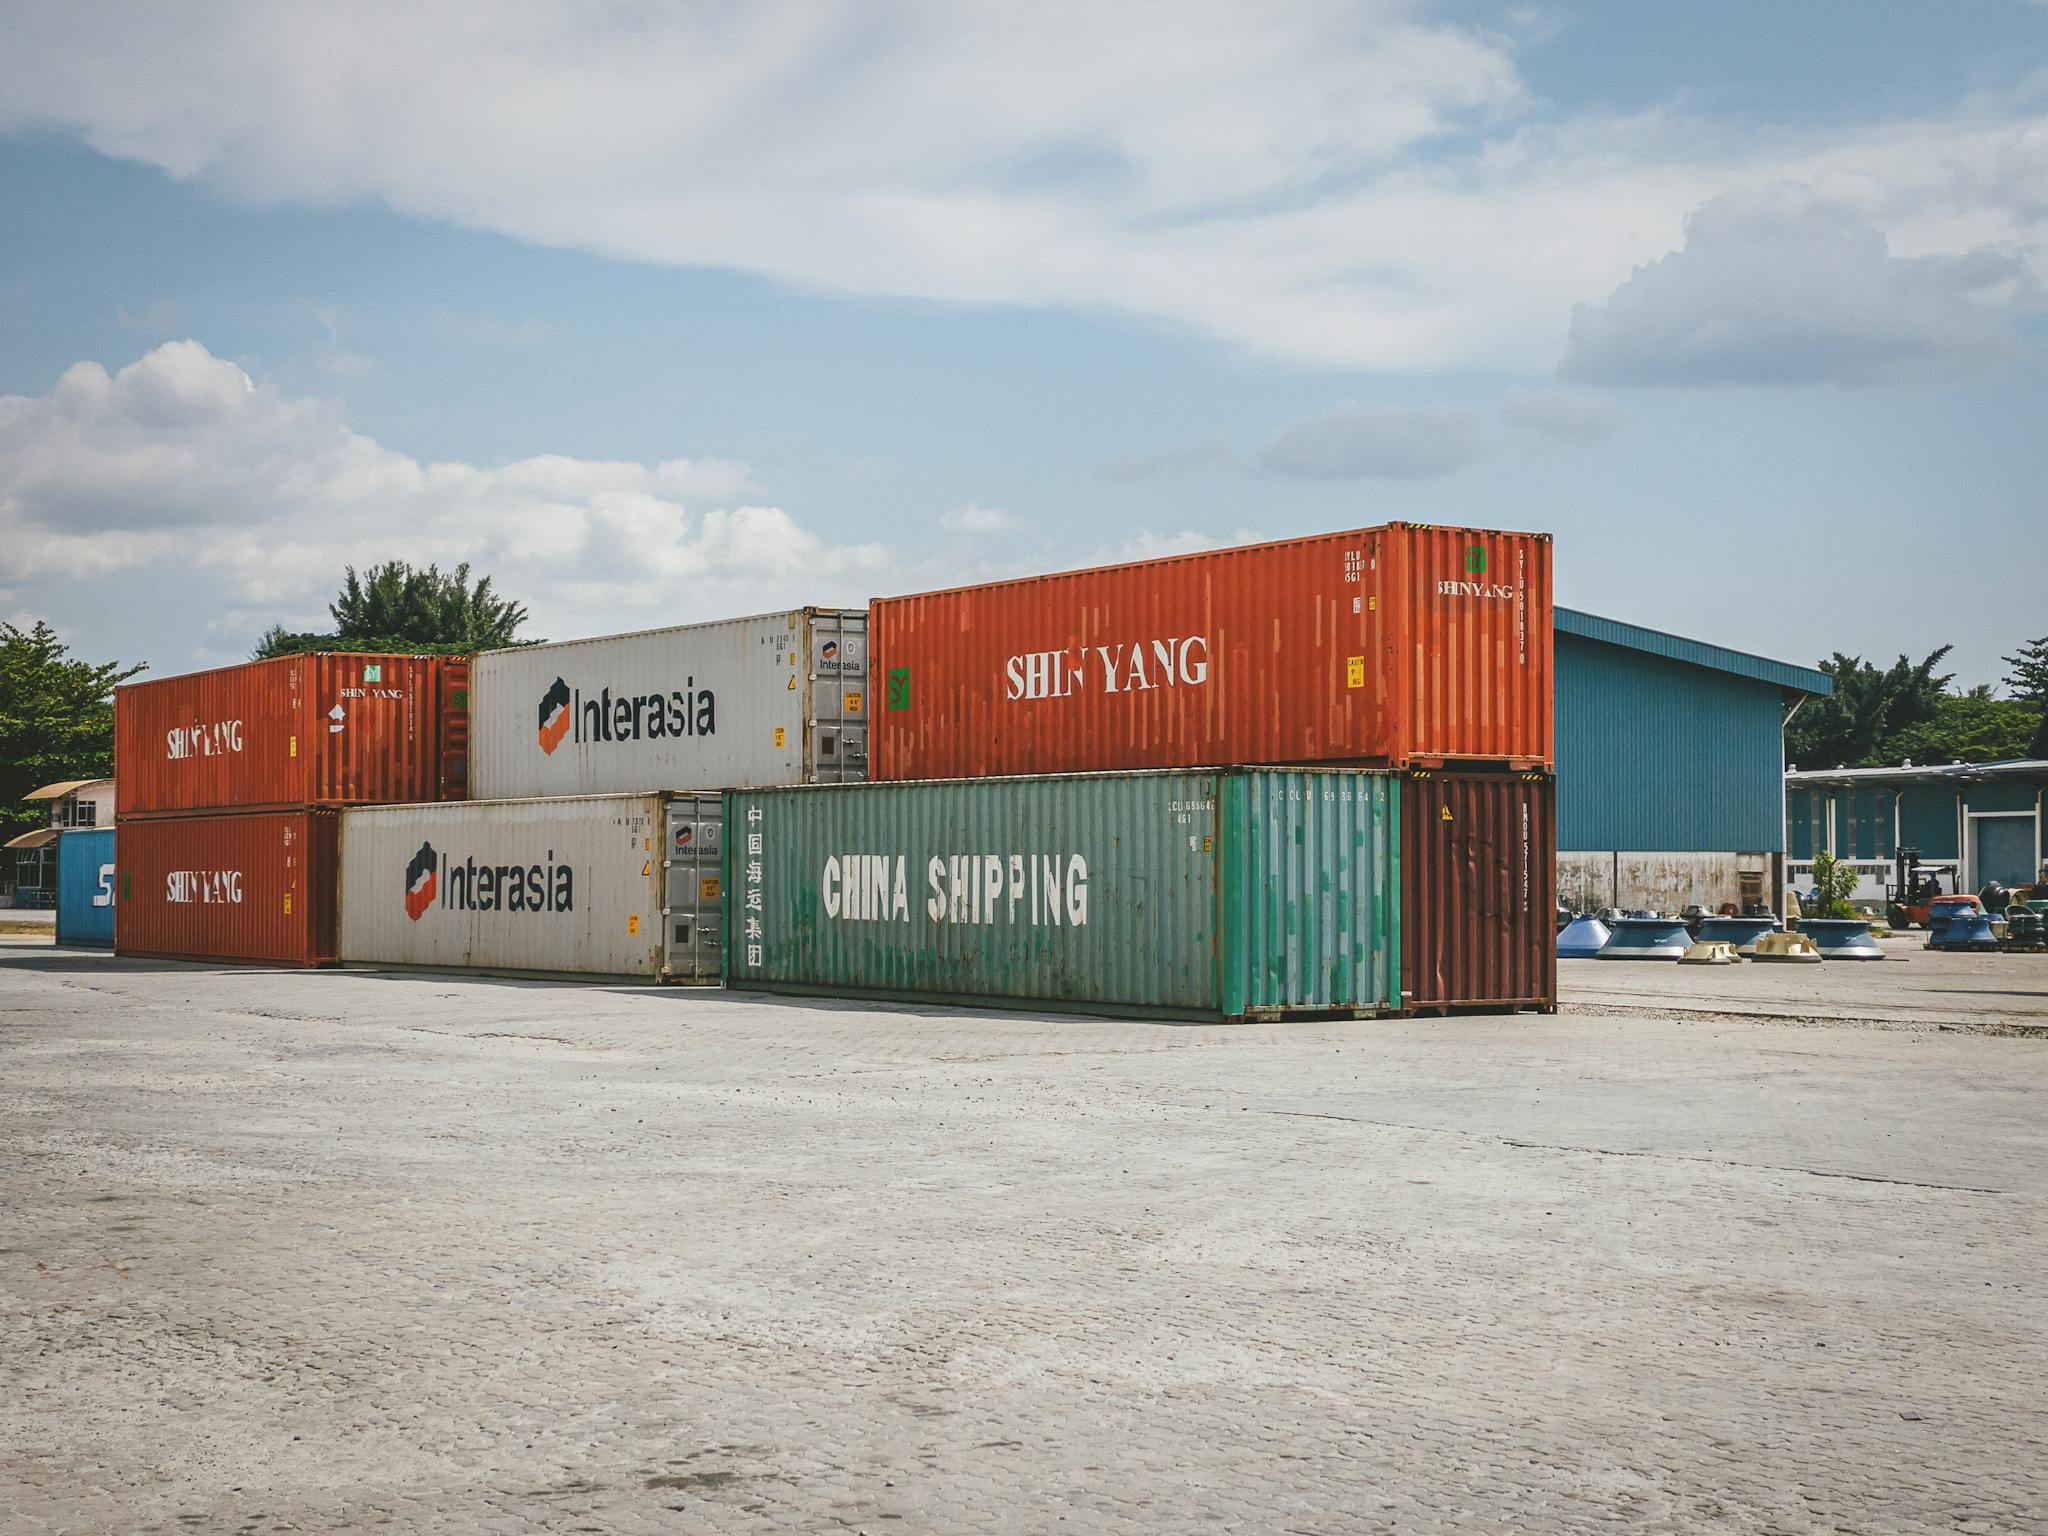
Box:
1785 758 2048 788
1557 608 1833 696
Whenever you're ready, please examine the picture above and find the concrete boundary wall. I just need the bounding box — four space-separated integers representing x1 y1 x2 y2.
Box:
1560 851 1770 914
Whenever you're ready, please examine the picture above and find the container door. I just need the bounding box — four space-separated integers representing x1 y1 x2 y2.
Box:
438 657 471 801
805 611 869 784
1221 770 1400 1018
1400 770 1556 1011
663 794 724 981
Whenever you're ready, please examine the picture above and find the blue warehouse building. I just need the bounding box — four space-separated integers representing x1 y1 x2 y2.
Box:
1554 608 1833 913
1782 760 2048 900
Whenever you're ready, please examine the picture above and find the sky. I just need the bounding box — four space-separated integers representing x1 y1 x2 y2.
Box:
1 1 2044 688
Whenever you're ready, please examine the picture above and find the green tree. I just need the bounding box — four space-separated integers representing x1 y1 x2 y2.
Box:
254 562 532 658
0 622 145 842
1885 688 2043 766
2004 634 2048 705
1808 851 1861 920
1784 648 1954 769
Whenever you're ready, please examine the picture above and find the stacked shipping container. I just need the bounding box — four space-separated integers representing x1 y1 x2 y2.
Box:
114 653 465 965
725 769 1402 1021
870 524 1552 780
790 523 1560 1017
338 794 669 978
327 610 864 981
104 527 1553 1013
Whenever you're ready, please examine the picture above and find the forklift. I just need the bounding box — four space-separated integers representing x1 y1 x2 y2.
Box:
1885 847 1960 930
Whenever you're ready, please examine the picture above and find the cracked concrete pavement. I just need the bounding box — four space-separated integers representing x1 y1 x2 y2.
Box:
2 944 2045 1533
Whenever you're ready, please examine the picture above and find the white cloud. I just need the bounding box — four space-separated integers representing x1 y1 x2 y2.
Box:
1255 400 1483 480
1561 185 2032 387
1500 385 1626 440
940 501 1016 534
0 341 890 644
1096 437 1237 481
3 3 2042 371
117 299 178 334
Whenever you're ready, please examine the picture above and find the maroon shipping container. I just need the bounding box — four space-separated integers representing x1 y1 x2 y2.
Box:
115 811 339 967
871 523 1552 781
1401 770 1556 1013
117 653 464 818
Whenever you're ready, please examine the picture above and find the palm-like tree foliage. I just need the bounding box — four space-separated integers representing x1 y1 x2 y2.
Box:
254 562 532 658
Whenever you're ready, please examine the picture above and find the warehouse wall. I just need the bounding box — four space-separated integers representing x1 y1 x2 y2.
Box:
1557 851 1771 915
1556 634 1787 852
1789 779 2045 889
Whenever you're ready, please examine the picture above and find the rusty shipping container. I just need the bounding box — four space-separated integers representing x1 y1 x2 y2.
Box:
871 523 1552 781
1400 770 1556 1012
116 653 464 819
115 810 340 966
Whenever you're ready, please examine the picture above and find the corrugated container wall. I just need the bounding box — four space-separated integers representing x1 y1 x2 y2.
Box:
116 811 339 966
724 769 1400 1022
117 654 461 818
55 827 116 947
468 610 867 801
1401 771 1556 1012
871 524 1551 781
339 794 668 978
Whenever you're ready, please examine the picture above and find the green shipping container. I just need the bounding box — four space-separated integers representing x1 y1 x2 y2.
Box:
724 769 1400 1021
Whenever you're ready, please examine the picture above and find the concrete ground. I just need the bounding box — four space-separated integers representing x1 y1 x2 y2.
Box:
1 943 2044 1534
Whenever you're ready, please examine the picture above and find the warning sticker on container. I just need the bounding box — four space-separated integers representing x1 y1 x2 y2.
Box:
774 727 786 748
1346 657 1365 688
845 691 863 714
628 913 640 936
701 876 721 901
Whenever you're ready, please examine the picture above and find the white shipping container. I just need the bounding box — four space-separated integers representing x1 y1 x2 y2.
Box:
469 609 867 800
340 794 670 978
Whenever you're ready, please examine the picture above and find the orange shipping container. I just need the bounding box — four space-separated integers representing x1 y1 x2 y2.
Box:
115 810 340 966
871 524 1552 780
116 653 463 819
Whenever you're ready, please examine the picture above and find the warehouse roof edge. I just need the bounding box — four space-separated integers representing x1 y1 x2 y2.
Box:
1557 608 1833 697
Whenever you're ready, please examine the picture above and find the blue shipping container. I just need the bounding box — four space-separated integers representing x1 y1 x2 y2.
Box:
56 827 116 947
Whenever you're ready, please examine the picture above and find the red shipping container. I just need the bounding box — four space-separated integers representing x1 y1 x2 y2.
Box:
117 653 463 818
1401 770 1557 1012
871 523 1552 780
115 811 339 967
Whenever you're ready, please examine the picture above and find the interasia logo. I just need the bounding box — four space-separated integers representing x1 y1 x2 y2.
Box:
534 674 716 754
538 679 572 754
401 838 576 918
405 842 439 921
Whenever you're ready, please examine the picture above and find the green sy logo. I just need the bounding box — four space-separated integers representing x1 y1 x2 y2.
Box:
1465 544 1487 574
885 667 912 711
